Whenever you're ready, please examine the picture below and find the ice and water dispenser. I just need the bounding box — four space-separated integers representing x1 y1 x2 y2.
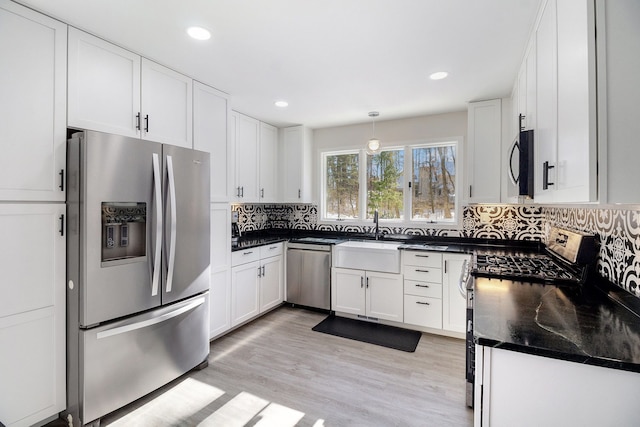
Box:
101 202 146 264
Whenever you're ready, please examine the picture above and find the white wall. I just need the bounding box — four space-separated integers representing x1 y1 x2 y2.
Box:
311 111 468 202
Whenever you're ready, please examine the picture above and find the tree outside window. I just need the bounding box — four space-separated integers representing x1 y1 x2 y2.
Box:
367 149 404 219
411 145 456 221
325 152 359 219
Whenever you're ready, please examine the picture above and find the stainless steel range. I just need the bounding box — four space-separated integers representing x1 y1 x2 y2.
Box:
473 227 597 285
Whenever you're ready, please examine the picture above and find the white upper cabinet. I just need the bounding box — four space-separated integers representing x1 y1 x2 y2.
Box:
597 0 640 204
68 28 193 148
0 0 66 202
193 82 231 201
232 111 260 202
281 126 313 203
140 58 192 147
466 99 502 203
259 122 278 202
518 0 597 203
68 27 140 138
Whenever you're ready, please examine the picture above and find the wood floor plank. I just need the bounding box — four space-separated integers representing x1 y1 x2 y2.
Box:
96 306 473 426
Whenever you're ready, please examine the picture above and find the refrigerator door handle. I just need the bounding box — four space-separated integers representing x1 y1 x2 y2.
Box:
165 155 177 293
152 153 162 297
95 296 206 340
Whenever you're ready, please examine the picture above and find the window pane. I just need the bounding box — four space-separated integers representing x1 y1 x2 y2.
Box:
411 145 456 222
325 153 359 219
367 149 404 219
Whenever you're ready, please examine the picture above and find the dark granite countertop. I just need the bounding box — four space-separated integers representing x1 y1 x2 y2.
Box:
232 229 640 372
473 275 640 373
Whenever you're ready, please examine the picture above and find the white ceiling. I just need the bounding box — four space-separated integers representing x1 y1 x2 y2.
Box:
17 0 541 129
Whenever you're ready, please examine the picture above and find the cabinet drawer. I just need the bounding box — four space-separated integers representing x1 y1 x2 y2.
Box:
404 280 442 299
404 265 442 283
403 251 442 268
232 248 261 266
404 295 442 329
260 242 283 258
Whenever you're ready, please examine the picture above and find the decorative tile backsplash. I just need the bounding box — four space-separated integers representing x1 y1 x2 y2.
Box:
232 203 640 298
544 207 640 297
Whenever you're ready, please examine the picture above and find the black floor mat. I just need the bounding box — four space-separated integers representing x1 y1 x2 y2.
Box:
312 315 421 352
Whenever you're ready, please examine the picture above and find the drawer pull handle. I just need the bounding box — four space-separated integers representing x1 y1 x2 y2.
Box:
243 251 253 255
416 255 430 258
416 269 430 273
415 284 430 288
416 301 430 305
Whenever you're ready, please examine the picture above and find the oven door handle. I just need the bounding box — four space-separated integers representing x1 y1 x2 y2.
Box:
458 259 469 297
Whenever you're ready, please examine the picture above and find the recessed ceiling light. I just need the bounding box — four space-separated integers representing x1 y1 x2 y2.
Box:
187 26 211 41
274 100 289 108
429 71 448 80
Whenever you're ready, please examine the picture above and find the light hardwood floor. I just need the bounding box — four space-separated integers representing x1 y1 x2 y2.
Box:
92 306 473 426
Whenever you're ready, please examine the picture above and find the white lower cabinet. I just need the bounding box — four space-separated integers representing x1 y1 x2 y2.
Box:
442 253 470 333
231 243 283 327
402 250 470 335
209 203 232 339
0 204 65 427
475 346 640 427
332 268 403 322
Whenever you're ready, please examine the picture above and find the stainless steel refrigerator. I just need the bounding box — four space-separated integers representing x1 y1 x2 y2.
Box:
65 130 211 426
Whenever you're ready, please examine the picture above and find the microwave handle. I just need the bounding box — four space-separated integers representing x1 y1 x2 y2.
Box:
508 138 520 186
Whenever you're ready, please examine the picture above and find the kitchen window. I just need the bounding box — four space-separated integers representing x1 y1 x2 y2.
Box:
320 139 460 225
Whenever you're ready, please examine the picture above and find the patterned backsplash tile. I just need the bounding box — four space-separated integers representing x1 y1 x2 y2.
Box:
232 203 640 298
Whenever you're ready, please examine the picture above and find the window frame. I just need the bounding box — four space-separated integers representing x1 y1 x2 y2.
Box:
319 137 463 228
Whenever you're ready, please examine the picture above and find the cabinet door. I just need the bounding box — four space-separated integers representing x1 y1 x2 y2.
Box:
141 58 193 148
0 1 66 202
67 27 141 138
442 254 470 333
231 261 260 326
194 82 231 201
260 255 283 312
282 126 312 202
366 272 403 322
467 99 502 203
0 203 65 426
534 0 558 201
555 0 597 202
233 112 260 201
209 203 231 339
331 268 365 316
404 295 442 329
259 122 278 202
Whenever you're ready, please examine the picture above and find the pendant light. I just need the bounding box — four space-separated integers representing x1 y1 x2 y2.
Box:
366 111 380 154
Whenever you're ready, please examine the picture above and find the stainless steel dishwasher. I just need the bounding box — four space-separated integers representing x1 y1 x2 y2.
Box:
286 238 337 310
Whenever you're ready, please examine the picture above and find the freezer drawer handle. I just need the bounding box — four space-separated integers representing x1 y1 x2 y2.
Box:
166 155 177 293
151 153 162 296
96 297 205 340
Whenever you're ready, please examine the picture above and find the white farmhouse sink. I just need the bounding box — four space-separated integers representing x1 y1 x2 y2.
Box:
333 240 402 273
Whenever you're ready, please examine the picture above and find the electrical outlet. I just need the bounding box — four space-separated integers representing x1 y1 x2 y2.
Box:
480 212 491 224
